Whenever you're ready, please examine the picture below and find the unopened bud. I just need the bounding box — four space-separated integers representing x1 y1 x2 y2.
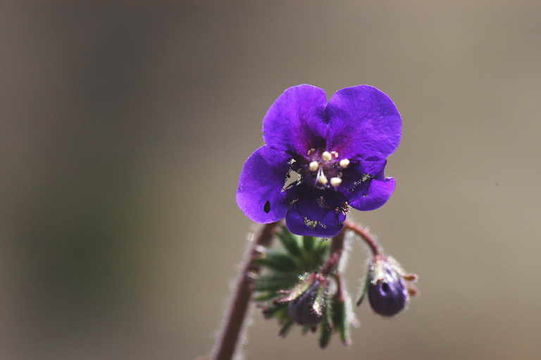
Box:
367 256 410 317
287 278 325 325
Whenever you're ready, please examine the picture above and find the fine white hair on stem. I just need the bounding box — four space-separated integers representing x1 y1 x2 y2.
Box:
211 227 257 360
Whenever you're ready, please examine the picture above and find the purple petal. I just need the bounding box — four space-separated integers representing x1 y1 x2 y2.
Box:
326 85 402 159
263 84 328 156
340 158 387 191
285 190 346 237
356 157 387 177
236 146 290 223
348 177 396 211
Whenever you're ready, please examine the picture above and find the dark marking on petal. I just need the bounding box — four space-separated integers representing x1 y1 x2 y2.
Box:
264 201 271 213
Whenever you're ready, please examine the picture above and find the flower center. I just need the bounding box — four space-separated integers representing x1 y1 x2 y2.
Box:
302 148 350 190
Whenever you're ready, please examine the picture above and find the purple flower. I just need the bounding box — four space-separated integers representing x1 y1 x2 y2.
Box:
236 85 401 237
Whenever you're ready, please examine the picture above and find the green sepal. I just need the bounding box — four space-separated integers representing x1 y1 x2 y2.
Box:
332 297 351 345
255 273 299 292
253 292 279 302
262 303 288 319
319 294 333 348
356 275 371 306
300 238 330 272
278 319 294 337
276 228 303 258
276 273 312 303
313 239 330 266
302 236 316 251
312 281 327 316
253 251 299 272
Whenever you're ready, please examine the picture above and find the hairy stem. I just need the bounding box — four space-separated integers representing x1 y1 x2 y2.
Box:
343 220 382 256
321 229 346 276
210 222 279 360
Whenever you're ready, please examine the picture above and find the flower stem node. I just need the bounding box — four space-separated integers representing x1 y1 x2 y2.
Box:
364 256 417 317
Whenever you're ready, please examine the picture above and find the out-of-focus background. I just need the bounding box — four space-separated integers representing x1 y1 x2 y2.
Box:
1 1 540 359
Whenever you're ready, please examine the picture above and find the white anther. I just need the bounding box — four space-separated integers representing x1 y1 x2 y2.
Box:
330 177 342 187
339 158 350 168
309 161 319 172
307 148 316 155
331 151 339 158
322 151 332 161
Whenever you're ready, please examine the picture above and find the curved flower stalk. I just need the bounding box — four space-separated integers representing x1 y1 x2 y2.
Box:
237 85 401 237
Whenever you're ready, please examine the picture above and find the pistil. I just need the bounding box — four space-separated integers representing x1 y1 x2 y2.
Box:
316 168 328 185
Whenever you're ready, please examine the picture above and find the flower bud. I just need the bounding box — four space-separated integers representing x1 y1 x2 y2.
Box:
367 256 409 317
287 277 325 325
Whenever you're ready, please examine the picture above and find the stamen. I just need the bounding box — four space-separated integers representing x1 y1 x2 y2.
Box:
307 148 316 155
322 151 332 161
330 151 339 158
309 161 319 172
330 177 342 187
339 159 350 168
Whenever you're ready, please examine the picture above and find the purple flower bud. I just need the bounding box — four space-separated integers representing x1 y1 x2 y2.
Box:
288 279 324 326
367 257 409 317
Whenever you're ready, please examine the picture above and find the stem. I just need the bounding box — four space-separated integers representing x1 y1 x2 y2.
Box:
210 222 279 360
343 220 382 256
332 272 345 301
321 229 345 276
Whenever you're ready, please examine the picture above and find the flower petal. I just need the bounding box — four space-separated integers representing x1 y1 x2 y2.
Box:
236 146 290 223
348 177 396 211
285 190 346 237
263 84 328 155
340 157 387 192
326 85 402 159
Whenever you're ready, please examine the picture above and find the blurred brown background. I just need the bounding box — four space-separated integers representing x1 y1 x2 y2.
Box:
1 1 540 359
